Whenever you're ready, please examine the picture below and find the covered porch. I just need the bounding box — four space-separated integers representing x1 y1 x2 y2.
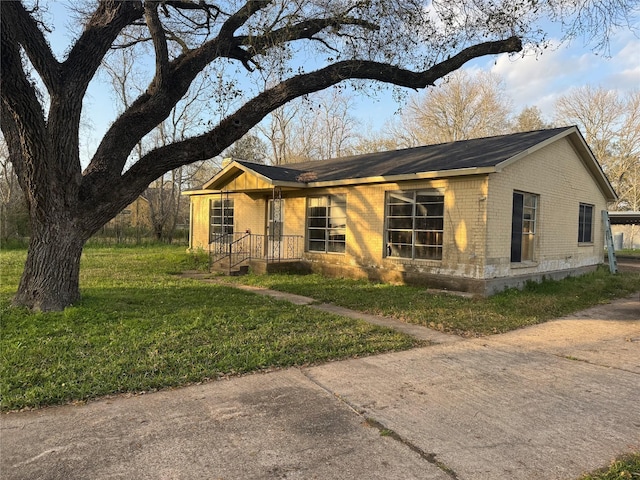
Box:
209 232 304 274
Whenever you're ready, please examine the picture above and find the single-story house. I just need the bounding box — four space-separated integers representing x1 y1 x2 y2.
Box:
184 126 617 295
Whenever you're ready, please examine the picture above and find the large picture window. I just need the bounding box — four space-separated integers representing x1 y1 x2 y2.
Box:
209 197 234 242
307 195 346 253
510 191 538 262
385 190 444 260
578 203 594 243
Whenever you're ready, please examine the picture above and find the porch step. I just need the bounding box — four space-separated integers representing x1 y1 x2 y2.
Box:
229 265 250 276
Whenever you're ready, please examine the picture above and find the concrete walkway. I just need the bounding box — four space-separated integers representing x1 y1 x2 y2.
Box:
1 287 638 479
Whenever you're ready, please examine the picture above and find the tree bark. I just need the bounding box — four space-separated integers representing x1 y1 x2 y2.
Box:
1 1 525 312
12 217 87 311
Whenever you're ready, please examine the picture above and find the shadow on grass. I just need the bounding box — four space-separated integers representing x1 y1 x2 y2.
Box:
1 283 420 411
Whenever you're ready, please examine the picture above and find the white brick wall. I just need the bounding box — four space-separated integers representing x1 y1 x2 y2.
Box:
485 137 608 278
188 136 610 286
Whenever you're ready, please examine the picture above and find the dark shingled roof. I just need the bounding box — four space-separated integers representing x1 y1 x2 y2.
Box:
235 127 573 183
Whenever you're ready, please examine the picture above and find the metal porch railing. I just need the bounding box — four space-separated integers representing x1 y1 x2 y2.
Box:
209 233 303 272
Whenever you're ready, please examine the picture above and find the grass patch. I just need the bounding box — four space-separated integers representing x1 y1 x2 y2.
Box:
225 268 640 337
576 453 640 480
616 249 640 258
0 246 419 411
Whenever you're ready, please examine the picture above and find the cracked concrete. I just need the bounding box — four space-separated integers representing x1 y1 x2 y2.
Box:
1 291 638 479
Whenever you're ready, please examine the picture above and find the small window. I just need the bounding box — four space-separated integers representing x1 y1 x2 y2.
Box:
385 190 444 260
209 197 234 242
306 195 346 253
268 199 284 241
511 191 538 262
578 203 594 243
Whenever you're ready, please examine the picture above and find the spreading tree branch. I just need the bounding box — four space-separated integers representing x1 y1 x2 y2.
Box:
116 36 523 204
1 1 61 92
219 0 272 39
62 1 143 95
0 7 49 213
239 16 380 56
145 2 171 91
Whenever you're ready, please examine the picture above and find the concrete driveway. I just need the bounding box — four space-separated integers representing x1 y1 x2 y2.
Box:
1 294 638 480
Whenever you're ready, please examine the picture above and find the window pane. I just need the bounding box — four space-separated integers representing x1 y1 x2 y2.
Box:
524 194 537 208
389 244 412 258
328 241 345 253
309 206 327 217
328 218 346 229
522 220 534 234
308 240 326 251
388 203 414 217
415 217 443 231
388 193 413 204
579 204 593 242
308 229 326 240
385 190 444 259
388 230 412 244
521 233 534 261
583 222 592 243
307 195 346 253
426 202 444 217
328 229 345 239
308 217 326 228
210 198 234 241
329 205 346 218
415 231 443 246
388 217 413 230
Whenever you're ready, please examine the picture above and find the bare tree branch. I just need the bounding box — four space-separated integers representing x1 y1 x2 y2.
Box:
239 16 380 56
62 1 143 94
118 36 523 201
219 0 272 39
145 2 171 91
0 1 61 92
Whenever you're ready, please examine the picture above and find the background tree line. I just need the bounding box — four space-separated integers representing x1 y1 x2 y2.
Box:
2 76 638 245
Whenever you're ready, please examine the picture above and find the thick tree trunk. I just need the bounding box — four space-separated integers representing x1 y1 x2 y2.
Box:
12 219 87 312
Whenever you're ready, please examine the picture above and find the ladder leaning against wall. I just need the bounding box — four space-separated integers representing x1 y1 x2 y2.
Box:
602 210 618 274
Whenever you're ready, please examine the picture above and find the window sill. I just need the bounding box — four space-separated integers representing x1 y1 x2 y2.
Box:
386 257 443 264
306 251 345 255
510 261 538 269
578 242 594 247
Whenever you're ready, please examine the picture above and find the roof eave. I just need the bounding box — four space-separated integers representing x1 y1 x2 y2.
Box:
305 166 497 188
494 127 578 172
495 126 617 201
182 189 214 196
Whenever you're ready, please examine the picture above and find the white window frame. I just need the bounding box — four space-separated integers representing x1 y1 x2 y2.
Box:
511 191 538 263
578 203 594 244
209 197 234 242
384 190 444 260
306 195 347 254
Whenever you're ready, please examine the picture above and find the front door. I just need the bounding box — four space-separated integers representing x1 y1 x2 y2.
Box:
267 198 284 259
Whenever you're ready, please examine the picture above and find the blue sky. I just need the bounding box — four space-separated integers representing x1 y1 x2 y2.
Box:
42 1 639 159
356 29 640 129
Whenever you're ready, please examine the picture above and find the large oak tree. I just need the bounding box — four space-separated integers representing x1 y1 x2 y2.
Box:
0 0 634 310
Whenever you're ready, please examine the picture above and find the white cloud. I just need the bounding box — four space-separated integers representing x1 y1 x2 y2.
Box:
599 37 640 91
486 34 640 121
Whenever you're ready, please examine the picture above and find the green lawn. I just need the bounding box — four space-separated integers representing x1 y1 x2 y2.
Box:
616 248 640 258
0 245 419 411
576 453 640 480
2 245 638 411
225 267 640 336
